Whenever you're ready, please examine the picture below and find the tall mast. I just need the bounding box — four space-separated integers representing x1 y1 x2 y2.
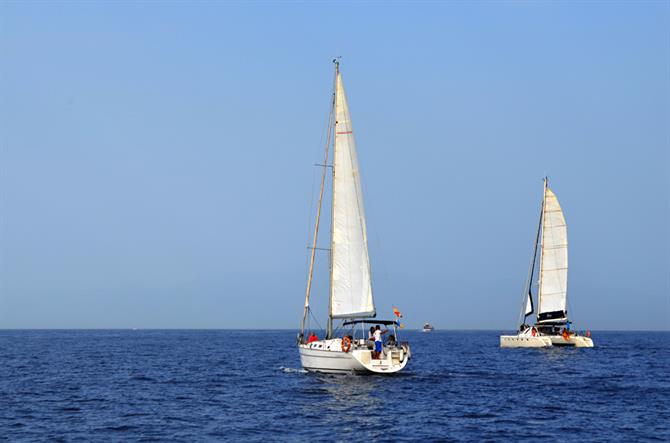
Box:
536 176 548 320
326 59 340 339
300 64 338 337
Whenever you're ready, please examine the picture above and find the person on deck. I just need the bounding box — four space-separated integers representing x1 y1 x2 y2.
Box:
307 332 318 343
373 325 388 359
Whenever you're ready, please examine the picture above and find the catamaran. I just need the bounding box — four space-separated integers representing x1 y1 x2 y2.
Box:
297 60 410 374
500 178 594 348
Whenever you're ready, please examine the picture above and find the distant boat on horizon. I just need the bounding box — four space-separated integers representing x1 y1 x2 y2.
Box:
500 178 594 348
422 323 435 332
296 60 411 374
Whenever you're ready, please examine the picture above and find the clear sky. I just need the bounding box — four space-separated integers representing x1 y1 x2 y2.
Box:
1 1 668 330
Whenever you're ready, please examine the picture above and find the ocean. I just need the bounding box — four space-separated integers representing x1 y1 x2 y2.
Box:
0 330 668 442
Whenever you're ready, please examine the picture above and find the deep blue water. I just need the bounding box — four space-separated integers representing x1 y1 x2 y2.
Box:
0 330 668 442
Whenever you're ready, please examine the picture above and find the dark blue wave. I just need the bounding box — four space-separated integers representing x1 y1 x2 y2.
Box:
0 330 668 441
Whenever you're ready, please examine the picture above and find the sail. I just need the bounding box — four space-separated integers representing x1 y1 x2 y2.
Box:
329 70 375 319
524 291 534 317
538 187 568 323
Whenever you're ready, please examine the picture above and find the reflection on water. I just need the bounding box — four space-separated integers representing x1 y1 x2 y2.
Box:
300 374 378 423
296 371 408 433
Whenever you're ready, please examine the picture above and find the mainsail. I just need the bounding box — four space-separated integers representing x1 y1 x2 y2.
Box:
537 184 568 323
329 69 375 319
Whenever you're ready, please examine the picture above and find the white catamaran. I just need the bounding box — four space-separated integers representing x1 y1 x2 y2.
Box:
297 60 410 374
500 178 594 348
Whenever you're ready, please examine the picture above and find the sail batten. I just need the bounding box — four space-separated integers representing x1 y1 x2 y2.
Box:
537 186 568 323
329 70 375 319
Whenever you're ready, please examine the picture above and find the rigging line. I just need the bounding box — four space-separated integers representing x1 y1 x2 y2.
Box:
304 82 339 273
305 66 339 337
518 199 543 327
332 323 344 338
372 224 390 299
364 178 390 309
305 165 318 274
309 308 325 332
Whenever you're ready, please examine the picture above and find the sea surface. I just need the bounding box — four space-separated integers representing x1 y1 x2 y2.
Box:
0 330 668 442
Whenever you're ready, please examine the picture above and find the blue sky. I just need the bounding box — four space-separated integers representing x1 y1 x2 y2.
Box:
1 1 668 329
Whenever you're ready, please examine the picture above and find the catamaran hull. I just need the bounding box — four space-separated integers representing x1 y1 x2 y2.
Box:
500 335 552 348
548 335 594 347
500 334 593 348
298 340 409 374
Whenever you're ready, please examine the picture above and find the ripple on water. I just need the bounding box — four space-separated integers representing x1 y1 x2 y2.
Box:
0 330 668 441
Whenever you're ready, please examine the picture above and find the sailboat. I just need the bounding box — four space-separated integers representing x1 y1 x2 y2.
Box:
297 60 411 373
500 178 594 348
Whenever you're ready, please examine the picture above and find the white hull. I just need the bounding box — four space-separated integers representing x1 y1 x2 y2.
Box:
500 334 552 348
501 329 594 348
299 339 409 374
422 323 434 332
548 334 594 347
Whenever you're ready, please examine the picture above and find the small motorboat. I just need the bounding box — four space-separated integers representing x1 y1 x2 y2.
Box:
422 323 434 332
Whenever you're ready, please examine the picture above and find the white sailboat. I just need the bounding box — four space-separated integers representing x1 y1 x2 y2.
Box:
500 178 594 348
297 60 410 374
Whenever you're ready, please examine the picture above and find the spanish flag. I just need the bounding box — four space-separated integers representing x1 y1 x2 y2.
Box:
392 306 402 318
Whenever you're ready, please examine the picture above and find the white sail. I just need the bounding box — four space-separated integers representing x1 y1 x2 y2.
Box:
538 187 568 322
524 293 533 316
330 71 375 319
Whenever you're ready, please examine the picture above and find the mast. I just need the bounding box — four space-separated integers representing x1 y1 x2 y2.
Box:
300 69 337 337
326 59 339 339
536 177 548 320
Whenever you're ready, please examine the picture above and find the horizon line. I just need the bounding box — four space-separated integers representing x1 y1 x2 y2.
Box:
0 328 668 332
